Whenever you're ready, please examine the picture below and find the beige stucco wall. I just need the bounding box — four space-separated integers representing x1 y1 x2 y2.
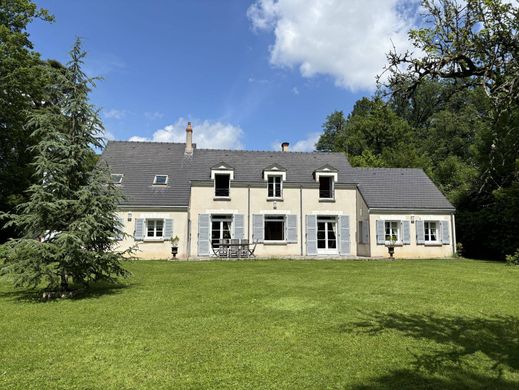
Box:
115 209 189 260
188 184 357 258
368 212 455 259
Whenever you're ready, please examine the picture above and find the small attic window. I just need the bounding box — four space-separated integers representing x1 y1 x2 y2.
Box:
153 175 168 185
111 174 123 184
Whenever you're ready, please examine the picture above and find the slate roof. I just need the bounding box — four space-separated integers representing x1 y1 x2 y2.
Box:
101 141 454 211
352 168 455 210
101 141 353 207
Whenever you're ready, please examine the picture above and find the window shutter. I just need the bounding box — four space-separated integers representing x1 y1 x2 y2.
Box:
416 220 425 244
362 220 369 244
116 216 124 241
441 220 450 244
198 214 210 256
286 215 297 243
252 214 264 243
402 221 410 245
376 220 385 245
164 219 173 239
339 215 350 255
306 215 317 255
233 214 244 240
134 218 144 241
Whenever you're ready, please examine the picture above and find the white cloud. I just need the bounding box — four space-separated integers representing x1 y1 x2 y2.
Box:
291 86 299 95
144 111 164 120
271 132 320 152
128 136 148 142
247 0 418 91
129 118 245 150
103 109 127 119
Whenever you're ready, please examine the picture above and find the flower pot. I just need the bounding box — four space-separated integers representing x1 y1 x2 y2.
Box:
387 245 395 259
171 246 178 258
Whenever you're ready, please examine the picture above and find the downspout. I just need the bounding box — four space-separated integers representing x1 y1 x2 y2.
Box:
186 181 192 259
300 185 303 256
248 185 251 242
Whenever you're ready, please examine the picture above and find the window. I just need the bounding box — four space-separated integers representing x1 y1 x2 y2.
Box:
317 216 337 251
214 173 230 197
111 174 123 184
319 176 334 199
267 175 282 198
211 215 232 248
264 215 285 241
146 219 164 238
384 221 400 243
153 175 168 185
424 221 439 243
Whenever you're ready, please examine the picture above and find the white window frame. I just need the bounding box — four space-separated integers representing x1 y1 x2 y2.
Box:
384 220 401 244
214 173 231 198
424 221 440 244
153 175 168 185
318 175 335 200
267 174 283 199
111 174 123 184
264 215 286 243
146 219 164 239
317 216 338 254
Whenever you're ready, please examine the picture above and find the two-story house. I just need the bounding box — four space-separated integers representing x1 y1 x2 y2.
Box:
102 123 456 259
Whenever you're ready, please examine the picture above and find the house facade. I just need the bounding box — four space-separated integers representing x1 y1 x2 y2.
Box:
103 123 456 260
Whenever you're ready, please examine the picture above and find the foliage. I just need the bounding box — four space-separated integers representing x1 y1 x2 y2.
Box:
506 249 519 266
0 0 54 243
0 39 131 291
0 259 518 388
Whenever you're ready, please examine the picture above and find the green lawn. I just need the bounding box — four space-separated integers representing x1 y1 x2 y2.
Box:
1 259 519 389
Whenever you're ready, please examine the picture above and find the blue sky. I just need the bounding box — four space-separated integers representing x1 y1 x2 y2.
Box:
30 0 416 151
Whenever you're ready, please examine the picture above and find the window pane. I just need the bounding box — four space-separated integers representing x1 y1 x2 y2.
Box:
147 221 154 237
319 177 333 198
215 174 230 196
111 174 123 184
154 175 167 185
265 220 284 240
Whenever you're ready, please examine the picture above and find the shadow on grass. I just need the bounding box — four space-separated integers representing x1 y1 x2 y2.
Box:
0 280 134 303
341 312 519 389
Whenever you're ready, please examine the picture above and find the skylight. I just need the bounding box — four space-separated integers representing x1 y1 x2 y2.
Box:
111 174 123 184
153 175 168 185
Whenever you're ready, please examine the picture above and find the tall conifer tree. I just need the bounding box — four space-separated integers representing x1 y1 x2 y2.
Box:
0 39 130 291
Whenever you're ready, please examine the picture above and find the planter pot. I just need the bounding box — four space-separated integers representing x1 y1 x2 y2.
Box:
171 246 178 258
387 245 395 259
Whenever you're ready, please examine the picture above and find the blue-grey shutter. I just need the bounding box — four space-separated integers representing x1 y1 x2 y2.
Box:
252 214 264 243
164 219 173 239
306 215 317 255
116 216 124 241
402 220 410 245
339 215 350 255
376 220 385 245
441 220 450 244
286 215 297 243
362 220 369 244
233 214 244 240
416 220 425 244
134 218 144 241
198 214 210 256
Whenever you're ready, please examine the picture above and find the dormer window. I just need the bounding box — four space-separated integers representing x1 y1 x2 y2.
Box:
319 176 334 199
111 174 123 184
211 162 234 199
267 175 282 198
153 175 168 185
214 173 230 197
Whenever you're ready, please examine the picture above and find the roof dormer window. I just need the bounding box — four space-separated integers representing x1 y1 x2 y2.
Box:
111 174 123 184
153 175 168 185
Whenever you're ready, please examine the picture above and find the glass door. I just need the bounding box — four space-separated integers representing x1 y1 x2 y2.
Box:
317 216 338 254
211 215 232 248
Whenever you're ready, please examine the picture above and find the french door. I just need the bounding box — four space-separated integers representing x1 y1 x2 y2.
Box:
317 216 338 254
211 215 232 248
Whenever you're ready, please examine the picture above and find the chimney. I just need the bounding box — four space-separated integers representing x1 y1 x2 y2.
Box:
185 122 193 155
281 142 289 152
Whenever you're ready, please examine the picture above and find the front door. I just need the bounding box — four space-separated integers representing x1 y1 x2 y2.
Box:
211 215 232 248
317 216 338 254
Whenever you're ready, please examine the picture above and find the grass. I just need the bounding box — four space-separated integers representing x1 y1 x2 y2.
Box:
1 259 519 389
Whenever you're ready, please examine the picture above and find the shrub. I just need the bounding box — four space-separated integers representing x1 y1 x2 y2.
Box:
505 249 519 266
